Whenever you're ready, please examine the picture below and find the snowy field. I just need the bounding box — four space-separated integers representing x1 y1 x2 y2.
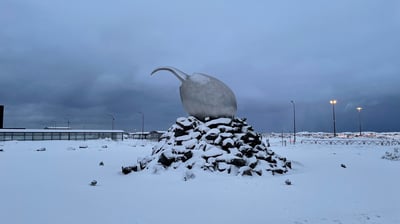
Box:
1 137 399 224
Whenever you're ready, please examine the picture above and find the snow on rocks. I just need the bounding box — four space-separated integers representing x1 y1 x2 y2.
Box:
122 116 291 176
90 180 97 186
382 148 400 161
36 147 46 152
285 179 292 185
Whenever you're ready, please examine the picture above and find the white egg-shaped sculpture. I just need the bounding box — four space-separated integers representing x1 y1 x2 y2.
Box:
151 66 237 120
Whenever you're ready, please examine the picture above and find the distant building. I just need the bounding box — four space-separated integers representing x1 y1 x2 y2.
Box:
44 127 71 130
0 129 125 141
0 105 4 129
147 130 165 140
129 131 165 140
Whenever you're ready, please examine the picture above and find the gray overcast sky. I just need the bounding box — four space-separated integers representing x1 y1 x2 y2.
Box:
1 0 400 132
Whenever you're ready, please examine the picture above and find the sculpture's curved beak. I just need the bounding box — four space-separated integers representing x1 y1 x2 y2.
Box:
150 66 189 83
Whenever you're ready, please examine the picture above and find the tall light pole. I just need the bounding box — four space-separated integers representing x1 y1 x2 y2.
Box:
330 100 337 137
138 112 144 140
64 115 71 129
291 100 296 144
107 114 115 130
356 107 363 136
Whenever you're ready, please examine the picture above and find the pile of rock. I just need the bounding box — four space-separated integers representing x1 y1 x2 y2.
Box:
122 116 291 176
382 148 400 161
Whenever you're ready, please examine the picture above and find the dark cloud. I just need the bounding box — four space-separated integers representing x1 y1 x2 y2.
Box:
1 0 400 132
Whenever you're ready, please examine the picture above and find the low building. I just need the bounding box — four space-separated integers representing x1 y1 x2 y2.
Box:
0 129 125 141
147 130 165 140
129 131 165 140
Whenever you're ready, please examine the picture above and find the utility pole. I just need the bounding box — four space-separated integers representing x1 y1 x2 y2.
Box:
107 114 115 130
356 107 363 136
330 100 337 137
291 100 296 144
138 112 144 140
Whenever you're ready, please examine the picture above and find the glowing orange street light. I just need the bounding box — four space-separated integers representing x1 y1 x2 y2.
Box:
330 100 337 137
356 107 363 136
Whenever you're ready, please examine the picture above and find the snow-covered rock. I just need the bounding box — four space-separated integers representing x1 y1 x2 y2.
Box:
122 116 291 176
382 148 400 161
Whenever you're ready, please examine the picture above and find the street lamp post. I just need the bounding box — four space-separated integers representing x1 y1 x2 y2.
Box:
64 115 71 128
291 100 296 144
330 100 337 137
108 114 115 130
138 112 144 140
356 107 363 136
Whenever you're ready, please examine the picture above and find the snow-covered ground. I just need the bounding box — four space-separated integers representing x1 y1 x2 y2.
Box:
0 137 399 224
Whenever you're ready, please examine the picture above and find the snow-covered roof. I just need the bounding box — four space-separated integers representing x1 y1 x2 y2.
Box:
0 129 125 133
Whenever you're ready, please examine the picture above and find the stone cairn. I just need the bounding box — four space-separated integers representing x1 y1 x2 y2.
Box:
122 116 291 176
382 148 400 161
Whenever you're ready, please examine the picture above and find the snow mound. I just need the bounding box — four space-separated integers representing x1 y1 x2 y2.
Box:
122 116 291 176
382 148 400 161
